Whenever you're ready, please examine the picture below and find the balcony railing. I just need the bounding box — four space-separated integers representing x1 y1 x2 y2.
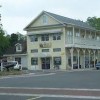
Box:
66 37 100 48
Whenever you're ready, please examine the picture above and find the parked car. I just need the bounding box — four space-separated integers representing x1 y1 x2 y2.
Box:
73 64 81 69
3 61 22 71
95 62 100 70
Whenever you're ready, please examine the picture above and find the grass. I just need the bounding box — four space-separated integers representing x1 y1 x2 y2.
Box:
0 70 23 76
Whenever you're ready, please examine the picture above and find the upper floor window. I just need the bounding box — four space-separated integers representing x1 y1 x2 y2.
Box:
42 49 49 52
31 49 38 53
30 35 38 42
53 33 61 40
89 35 92 39
67 31 72 36
75 32 80 37
41 34 49 41
97 36 100 40
43 15 48 24
15 43 22 52
53 48 61 52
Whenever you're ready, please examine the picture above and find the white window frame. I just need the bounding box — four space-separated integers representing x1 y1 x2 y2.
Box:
16 44 22 52
53 33 61 40
30 35 38 42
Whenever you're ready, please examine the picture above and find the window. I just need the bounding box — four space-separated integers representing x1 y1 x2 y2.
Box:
97 36 100 40
31 58 38 65
41 34 49 41
89 35 92 39
16 44 22 52
42 49 49 52
43 15 48 24
54 57 61 65
53 33 61 40
15 57 21 64
30 35 38 42
76 32 80 37
67 31 72 36
53 48 61 52
17 45 21 50
31 49 38 53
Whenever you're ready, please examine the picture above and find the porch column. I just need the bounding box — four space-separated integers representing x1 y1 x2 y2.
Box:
88 50 91 68
93 50 96 68
83 50 86 69
98 50 100 61
77 49 80 69
72 27 75 45
70 48 74 70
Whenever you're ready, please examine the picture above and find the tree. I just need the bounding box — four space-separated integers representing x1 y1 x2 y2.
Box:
10 33 18 45
87 17 100 30
0 29 10 56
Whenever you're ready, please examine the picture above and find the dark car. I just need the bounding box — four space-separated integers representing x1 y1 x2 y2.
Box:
95 62 100 70
73 64 81 69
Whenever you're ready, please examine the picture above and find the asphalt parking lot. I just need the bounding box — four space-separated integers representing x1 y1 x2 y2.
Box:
0 69 100 100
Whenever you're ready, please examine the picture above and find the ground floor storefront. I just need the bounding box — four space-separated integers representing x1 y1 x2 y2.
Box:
66 48 100 70
29 48 100 70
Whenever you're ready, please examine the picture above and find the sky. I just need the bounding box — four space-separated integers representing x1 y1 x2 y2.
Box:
0 0 100 35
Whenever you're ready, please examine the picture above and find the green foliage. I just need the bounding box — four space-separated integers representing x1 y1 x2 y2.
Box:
87 17 100 30
0 29 10 56
10 33 18 45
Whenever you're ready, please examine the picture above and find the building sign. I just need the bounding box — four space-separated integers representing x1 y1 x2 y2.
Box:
40 42 51 48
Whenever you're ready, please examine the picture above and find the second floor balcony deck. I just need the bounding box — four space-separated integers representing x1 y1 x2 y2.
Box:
65 37 100 49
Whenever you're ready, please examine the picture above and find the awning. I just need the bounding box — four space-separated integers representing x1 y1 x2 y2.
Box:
27 29 62 35
33 53 51 58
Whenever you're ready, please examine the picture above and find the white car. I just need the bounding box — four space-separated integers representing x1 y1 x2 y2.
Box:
7 61 22 70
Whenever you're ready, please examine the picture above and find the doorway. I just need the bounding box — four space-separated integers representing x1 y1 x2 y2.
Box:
41 58 50 69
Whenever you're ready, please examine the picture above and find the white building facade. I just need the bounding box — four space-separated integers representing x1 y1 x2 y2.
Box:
24 11 100 70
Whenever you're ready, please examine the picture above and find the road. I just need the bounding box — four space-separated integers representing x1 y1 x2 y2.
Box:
0 70 100 100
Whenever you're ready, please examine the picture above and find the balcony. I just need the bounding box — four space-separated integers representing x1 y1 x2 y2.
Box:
65 37 100 49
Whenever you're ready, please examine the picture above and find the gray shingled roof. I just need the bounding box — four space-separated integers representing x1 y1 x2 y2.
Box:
45 11 96 30
4 41 27 55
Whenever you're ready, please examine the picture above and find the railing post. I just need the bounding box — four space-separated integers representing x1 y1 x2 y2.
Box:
73 27 75 45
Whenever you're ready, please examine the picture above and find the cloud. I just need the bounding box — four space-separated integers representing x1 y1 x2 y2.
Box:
2 16 32 34
0 0 100 34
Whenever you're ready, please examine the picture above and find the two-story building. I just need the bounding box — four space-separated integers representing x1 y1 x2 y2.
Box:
24 11 100 70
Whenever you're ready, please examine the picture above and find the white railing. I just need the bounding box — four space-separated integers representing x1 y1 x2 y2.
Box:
66 37 100 47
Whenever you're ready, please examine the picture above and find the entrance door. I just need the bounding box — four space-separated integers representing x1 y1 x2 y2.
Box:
41 58 50 69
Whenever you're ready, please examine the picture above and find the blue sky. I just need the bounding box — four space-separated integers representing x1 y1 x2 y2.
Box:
0 0 100 34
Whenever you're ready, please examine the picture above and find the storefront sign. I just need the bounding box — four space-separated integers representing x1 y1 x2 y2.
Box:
40 42 51 48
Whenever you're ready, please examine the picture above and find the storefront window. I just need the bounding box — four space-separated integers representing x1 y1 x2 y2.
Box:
54 57 61 65
31 58 38 65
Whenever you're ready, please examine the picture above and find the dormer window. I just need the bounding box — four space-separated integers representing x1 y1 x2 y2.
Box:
15 43 22 52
